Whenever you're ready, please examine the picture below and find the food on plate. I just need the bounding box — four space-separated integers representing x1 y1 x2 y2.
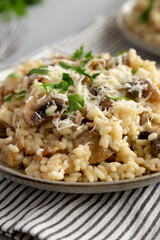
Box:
0 46 160 182
125 0 160 45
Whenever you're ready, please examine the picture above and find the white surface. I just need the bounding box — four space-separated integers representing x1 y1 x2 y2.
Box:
0 0 125 239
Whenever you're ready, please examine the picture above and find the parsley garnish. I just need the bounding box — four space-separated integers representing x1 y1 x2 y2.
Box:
106 91 131 101
28 68 49 75
59 61 102 81
0 0 43 20
4 90 26 102
72 45 93 63
131 66 142 75
39 65 48 68
115 50 127 57
131 69 138 75
140 0 153 23
9 72 19 79
67 94 84 115
62 73 74 86
40 73 73 93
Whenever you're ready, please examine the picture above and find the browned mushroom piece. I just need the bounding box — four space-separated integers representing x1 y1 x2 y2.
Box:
139 111 150 125
26 74 43 85
150 139 160 157
0 86 4 106
73 131 114 164
126 79 160 101
23 96 65 126
0 120 12 138
100 96 113 111
71 110 83 131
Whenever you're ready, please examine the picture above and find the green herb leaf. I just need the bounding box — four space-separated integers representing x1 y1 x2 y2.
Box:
28 68 49 75
9 72 19 79
85 51 94 63
72 45 84 59
4 90 26 102
62 73 73 86
39 65 48 68
115 50 127 57
40 73 73 93
72 45 93 63
0 0 43 20
59 61 102 81
106 91 131 101
91 68 103 80
131 69 138 75
140 0 153 23
59 62 71 69
67 94 84 115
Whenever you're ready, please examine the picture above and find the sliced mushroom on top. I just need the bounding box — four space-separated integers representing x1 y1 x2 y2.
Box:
73 131 114 164
23 95 65 126
125 79 160 101
0 120 12 138
99 96 114 111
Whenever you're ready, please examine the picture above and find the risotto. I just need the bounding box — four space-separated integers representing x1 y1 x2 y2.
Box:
0 47 160 182
125 0 160 45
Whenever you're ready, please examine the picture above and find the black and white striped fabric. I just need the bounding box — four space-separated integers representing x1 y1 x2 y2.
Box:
0 15 160 240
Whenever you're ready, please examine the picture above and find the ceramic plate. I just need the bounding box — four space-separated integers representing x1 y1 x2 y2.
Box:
116 0 160 56
0 46 160 194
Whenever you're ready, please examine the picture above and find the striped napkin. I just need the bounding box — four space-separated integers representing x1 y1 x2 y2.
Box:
0 14 160 240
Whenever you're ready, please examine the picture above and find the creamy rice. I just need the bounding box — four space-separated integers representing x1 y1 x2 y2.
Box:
0 47 160 182
126 0 160 45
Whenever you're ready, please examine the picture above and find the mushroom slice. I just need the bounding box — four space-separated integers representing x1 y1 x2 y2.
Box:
0 120 12 138
150 139 160 157
100 96 113 111
139 111 150 126
23 96 65 126
125 79 160 101
73 131 114 164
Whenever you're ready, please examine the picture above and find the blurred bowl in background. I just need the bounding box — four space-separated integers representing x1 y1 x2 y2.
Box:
116 0 160 56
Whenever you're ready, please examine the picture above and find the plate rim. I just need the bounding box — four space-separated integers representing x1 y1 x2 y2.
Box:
0 161 160 188
0 40 160 192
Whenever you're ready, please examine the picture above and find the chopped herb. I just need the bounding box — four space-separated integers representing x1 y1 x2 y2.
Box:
39 65 48 68
4 90 26 102
28 68 49 75
8 72 19 79
131 69 138 75
72 45 93 63
72 45 84 59
115 50 127 57
106 91 131 101
59 62 71 69
59 61 102 81
55 80 69 93
132 66 143 75
140 0 153 23
0 0 43 20
47 111 50 115
67 94 84 115
62 73 73 86
40 73 73 93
